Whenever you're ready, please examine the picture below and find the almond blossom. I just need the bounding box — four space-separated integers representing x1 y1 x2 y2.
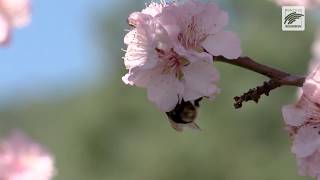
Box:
274 0 320 8
0 0 31 45
122 0 241 116
313 30 320 59
0 131 56 180
282 66 320 180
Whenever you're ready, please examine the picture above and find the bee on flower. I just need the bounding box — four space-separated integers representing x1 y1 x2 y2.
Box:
122 0 242 131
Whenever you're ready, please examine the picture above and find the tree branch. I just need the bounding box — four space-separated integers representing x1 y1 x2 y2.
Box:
215 56 305 86
214 56 306 108
233 80 281 109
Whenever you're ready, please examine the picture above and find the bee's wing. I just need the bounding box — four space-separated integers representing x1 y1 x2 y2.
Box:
169 120 202 132
169 120 184 132
187 123 202 131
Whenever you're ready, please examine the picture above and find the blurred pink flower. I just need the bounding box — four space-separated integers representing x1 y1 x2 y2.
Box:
282 66 320 180
274 0 320 8
123 1 241 112
0 0 31 45
313 30 320 59
0 131 56 180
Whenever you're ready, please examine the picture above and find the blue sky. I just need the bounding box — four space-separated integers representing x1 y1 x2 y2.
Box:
0 0 121 103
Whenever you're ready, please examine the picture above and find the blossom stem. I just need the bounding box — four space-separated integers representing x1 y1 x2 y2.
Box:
214 56 306 87
214 56 306 108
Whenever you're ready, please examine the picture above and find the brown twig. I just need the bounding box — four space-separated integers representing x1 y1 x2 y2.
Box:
233 80 281 109
214 56 306 108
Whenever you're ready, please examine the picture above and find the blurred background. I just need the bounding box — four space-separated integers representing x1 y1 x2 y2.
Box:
0 0 318 179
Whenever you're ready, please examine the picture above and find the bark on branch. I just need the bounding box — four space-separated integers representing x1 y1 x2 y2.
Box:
214 56 306 109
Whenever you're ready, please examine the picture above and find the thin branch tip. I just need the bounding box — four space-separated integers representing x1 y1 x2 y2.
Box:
233 80 282 109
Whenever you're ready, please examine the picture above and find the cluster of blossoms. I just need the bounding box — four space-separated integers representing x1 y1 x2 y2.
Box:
282 66 320 180
0 131 55 180
122 0 241 130
274 0 320 8
281 34 320 179
0 0 31 45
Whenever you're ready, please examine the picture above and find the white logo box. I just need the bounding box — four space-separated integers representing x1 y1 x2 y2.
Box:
282 6 305 31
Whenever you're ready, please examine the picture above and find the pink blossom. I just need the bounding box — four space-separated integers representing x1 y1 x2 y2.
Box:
0 131 56 180
312 30 320 59
282 66 320 179
157 0 242 59
123 1 240 113
274 0 320 8
0 0 31 45
0 13 9 44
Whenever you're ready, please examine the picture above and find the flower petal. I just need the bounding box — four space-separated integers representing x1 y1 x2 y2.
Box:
147 74 183 112
174 43 213 64
122 67 160 88
128 12 152 27
303 65 320 104
123 27 158 70
292 126 320 158
141 2 166 17
193 2 229 34
0 14 10 45
282 104 306 127
0 0 31 27
183 61 220 101
202 31 242 59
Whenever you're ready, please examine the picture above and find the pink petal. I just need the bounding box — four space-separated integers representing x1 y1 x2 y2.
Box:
297 157 309 176
0 131 56 180
282 104 306 126
174 44 213 64
275 0 320 8
127 12 152 27
308 152 320 178
123 28 158 70
193 2 229 34
141 2 166 17
292 126 320 158
0 0 31 27
303 65 320 104
0 14 10 45
297 150 320 178
202 31 242 59
147 74 183 112
312 31 320 59
122 67 160 88
183 61 220 101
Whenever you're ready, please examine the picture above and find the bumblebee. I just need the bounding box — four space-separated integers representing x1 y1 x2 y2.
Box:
166 98 202 131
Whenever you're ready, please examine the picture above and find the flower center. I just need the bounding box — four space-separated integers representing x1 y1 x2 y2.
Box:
155 48 189 80
177 16 208 52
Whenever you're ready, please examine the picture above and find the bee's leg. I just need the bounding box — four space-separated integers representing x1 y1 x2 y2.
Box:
194 97 203 108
